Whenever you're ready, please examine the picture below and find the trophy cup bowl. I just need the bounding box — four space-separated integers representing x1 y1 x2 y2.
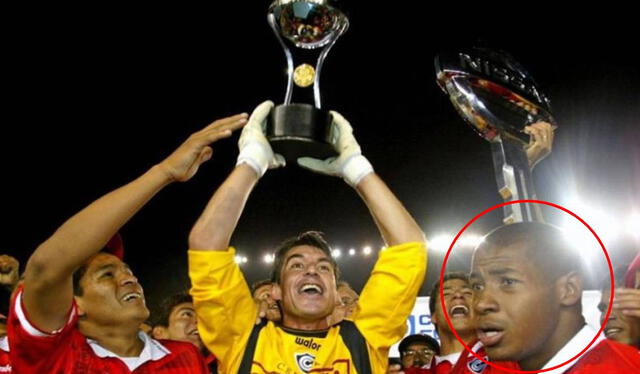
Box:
435 48 556 144
270 0 349 49
435 48 557 223
267 0 349 162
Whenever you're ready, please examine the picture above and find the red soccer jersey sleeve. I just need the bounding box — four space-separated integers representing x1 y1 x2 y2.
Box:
564 339 640 373
8 285 209 373
7 285 80 373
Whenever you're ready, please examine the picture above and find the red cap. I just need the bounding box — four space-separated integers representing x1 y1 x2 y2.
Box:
105 233 124 260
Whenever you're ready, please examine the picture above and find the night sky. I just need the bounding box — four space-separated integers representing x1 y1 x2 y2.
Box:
3 3 639 316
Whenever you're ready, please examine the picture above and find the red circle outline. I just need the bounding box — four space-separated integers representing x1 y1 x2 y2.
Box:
439 199 614 374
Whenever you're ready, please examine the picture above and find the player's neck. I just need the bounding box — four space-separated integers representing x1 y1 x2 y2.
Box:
80 321 145 357
438 328 476 356
519 315 585 371
282 314 329 331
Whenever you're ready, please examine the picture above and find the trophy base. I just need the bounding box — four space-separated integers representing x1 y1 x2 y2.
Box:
267 103 337 162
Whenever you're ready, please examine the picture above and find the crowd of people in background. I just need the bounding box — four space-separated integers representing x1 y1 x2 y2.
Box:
1 101 638 373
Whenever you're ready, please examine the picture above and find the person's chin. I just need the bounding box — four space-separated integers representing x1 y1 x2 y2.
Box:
452 319 474 332
482 339 514 361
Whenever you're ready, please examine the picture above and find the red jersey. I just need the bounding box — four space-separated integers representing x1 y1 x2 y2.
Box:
448 342 520 374
563 339 640 373
449 326 640 373
429 351 460 374
8 286 209 373
0 336 11 373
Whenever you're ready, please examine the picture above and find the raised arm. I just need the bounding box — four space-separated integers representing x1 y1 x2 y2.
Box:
188 101 285 371
355 173 425 246
22 113 247 333
297 111 427 353
188 101 285 250
297 111 425 246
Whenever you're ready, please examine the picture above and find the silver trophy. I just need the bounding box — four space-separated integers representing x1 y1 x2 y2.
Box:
267 0 349 161
435 48 557 223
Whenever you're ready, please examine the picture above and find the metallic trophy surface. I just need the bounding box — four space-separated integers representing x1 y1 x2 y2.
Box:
435 48 557 223
267 0 349 161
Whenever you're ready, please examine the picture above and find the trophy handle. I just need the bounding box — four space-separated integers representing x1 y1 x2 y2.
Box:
268 13 345 109
313 37 339 108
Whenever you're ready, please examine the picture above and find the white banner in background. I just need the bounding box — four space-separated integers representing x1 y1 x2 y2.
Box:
389 290 603 357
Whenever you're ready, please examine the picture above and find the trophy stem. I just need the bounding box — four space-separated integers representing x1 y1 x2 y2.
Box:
491 134 544 223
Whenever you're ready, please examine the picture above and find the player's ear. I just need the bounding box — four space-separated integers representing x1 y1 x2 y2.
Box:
152 326 169 340
430 311 438 325
271 283 282 301
74 296 87 318
556 271 583 307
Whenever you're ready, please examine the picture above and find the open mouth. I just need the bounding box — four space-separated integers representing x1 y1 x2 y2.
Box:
449 305 469 318
268 303 280 310
298 283 323 296
121 292 143 302
604 326 623 338
188 328 200 337
477 325 505 347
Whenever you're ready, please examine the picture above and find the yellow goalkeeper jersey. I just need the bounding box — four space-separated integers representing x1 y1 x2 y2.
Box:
189 242 426 374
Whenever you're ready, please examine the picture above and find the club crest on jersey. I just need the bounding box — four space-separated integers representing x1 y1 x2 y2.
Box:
467 356 488 373
295 352 315 374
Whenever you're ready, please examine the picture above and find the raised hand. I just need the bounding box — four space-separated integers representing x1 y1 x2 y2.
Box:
159 113 248 182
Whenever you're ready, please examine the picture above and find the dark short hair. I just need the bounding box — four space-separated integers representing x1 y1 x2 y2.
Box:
428 272 470 317
475 222 581 281
251 279 273 296
72 263 90 296
155 292 193 328
398 334 440 356
270 231 339 284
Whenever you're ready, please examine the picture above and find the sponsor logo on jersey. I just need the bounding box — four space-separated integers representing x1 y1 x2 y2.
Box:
295 352 315 374
295 337 322 350
467 356 488 373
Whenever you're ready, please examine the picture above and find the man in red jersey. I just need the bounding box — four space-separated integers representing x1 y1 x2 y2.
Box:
388 122 555 374
470 222 640 373
429 273 519 374
428 273 476 373
8 112 247 373
387 273 520 374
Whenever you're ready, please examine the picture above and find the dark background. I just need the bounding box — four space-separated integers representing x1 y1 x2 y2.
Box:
3 3 639 316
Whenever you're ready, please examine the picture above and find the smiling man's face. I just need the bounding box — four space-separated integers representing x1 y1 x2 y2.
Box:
75 253 149 327
431 278 475 335
274 245 338 325
166 302 204 351
598 289 640 346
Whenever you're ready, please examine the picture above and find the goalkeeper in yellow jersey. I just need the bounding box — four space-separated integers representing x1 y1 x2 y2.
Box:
188 101 428 374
